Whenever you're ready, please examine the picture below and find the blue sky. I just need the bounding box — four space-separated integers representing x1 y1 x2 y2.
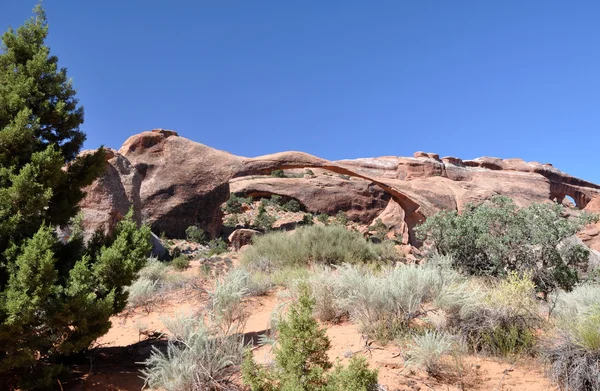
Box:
2 1 599 183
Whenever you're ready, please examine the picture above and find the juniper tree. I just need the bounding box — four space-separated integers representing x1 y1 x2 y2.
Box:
0 5 151 387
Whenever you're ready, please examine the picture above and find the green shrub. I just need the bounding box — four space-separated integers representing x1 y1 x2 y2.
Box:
369 218 388 241
416 196 598 296
305 169 315 176
254 204 277 231
170 255 190 271
335 210 349 226
222 193 253 214
208 237 228 256
270 194 283 206
317 213 330 225
271 169 286 178
242 225 399 270
339 174 351 180
241 288 378 391
302 213 315 226
185 225 207 244
282 199 302 212
223 213 239 227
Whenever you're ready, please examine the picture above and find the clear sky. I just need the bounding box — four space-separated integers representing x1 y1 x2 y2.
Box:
2 1 599 184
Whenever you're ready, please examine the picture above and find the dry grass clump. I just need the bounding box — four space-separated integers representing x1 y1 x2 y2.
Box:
125 257 198 311
449 272 541 357
544 284 600 391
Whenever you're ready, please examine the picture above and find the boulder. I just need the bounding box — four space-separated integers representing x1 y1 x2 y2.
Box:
228 228 261 250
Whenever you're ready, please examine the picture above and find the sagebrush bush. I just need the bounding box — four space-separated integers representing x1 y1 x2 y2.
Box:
141 316 245 391
208 269 251 335
405 331 463 377
302 263 462 343
138 257 170 281
126 277 159 309
544 283 600 390
242 225 399 270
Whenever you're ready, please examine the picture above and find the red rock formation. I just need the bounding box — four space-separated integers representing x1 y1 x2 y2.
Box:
79 148 141 239
118 129 242 238
80 131 600 252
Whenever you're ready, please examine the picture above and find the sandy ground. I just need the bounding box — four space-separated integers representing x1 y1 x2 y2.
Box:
66 261 558 391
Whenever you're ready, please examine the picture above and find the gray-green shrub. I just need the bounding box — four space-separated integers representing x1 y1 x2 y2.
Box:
405 330 462 377
544 284 600 390
141 316 245 391
242 225 399 270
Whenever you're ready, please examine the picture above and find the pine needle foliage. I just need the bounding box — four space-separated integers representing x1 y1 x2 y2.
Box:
0 5 152 387
242 288 379 391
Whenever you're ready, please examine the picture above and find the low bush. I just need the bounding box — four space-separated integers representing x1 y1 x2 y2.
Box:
138 257 170 281
270 169 286 178
208 268 251 335
544 283 600 390
302 213 315 226
317 213 330 225
282 199 301 212
223 213 239 227
242 225 399 270
170 255 190 271
222 193 253 214
208 237 228 256
254 204 277 231
185 225 207 244
335 210 349 226
369 218 388 242
241 288 378 391
303 262 462 343
126 277 159 310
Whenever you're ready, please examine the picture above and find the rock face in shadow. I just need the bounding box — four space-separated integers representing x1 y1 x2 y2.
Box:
79 148 141 239
80 132 600 251
118 129 242 238
229 173 390 224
